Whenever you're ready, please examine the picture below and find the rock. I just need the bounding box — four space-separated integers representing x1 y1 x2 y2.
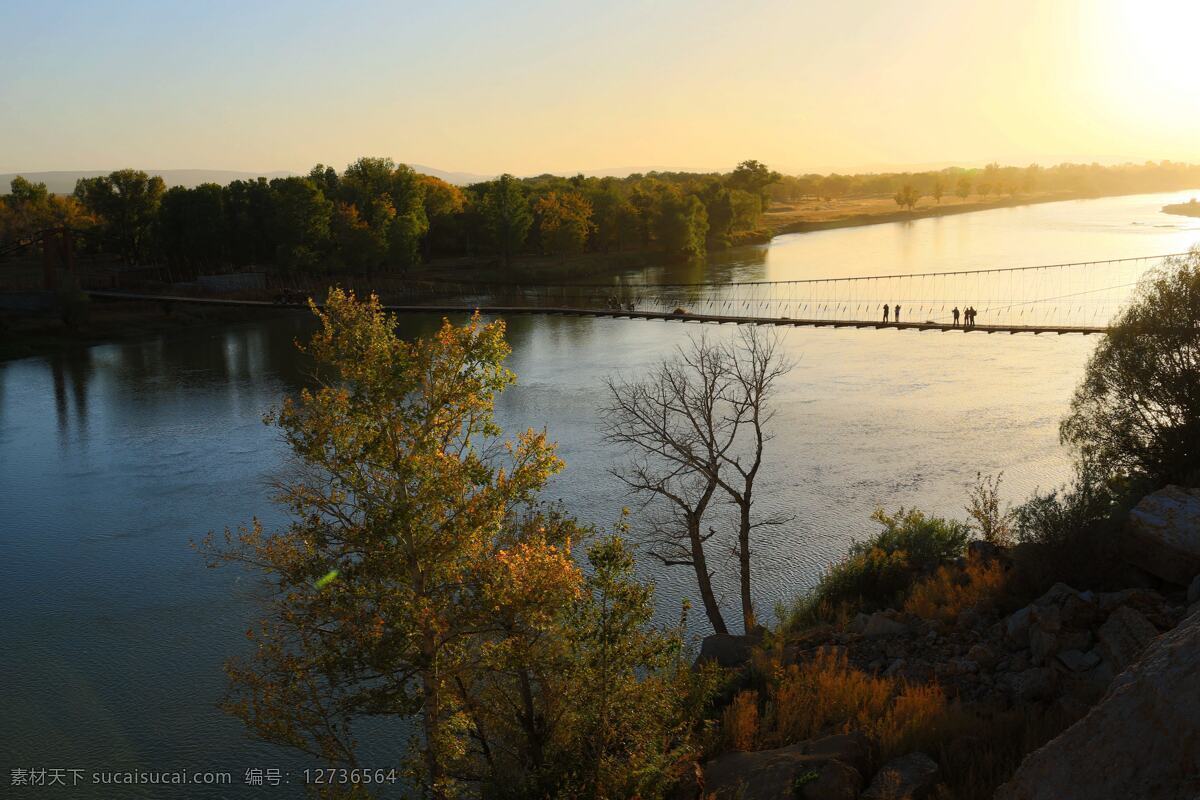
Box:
849 612 872 634
1055 648 1101 673
1005 606 1033 647
696 634 757 669
1028 626 1058 665
797 732 870 775
1189 575 1200 606
1096 605 1159 674
861 752 939 800
797 759 863 800
1124 485 1200 585
966 642 998 669
1006 667 1057 702
863 612 908 638
995 608 1200 800
1032 582 1079 608
701 744 863 800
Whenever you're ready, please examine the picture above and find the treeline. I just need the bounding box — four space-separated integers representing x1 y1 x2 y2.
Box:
0 159 781 270
770 160 1200 203
4 159 1200 273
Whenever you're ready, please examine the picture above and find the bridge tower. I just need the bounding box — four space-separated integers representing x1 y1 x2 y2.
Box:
40 227 76 290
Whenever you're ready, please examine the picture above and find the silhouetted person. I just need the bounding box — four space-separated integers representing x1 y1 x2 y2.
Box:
952 306 960 327
894 304 901 323
966 306 976 328
882 304 890 322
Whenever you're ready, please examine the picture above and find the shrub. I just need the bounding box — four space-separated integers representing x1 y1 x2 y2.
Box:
1010 470 1125 591
965 472 1015 546
903 555 1008 622
764 649 894 745
780 508 970 628
1060 249 1200 487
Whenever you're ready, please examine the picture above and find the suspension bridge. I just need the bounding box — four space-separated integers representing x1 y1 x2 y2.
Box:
80 251 1189 334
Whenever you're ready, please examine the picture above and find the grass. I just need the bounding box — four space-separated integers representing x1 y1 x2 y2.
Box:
903 555 1008 622
713 648 1082 799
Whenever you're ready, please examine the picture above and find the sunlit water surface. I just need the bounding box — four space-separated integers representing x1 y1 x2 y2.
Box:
2 190 1199 795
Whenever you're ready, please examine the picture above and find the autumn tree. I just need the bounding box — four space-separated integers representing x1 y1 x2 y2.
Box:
208 292 711 799
931 176 945 204
534 190 594 257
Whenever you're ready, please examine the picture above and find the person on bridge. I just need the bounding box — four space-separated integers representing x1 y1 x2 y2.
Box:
952 306 961 327
882 304 890 322
894 304 901 323
966 306 976 328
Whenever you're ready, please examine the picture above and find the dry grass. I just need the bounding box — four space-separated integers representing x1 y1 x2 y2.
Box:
722 690 760 752
903 556 1007 622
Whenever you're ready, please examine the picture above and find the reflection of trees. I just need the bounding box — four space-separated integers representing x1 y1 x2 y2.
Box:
49 352 92 439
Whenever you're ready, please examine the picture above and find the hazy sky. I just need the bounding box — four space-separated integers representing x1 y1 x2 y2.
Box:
3 0 1197 176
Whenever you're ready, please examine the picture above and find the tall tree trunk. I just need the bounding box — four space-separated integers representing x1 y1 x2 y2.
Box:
689 515 728 635
737 500 755 634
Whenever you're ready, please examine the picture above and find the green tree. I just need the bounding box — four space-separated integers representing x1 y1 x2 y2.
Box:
893 183 920 211
931 177 945 204
955 175 972 201
268 177 332 271
655 189 708 260
73 169 166 263
158 184 227 266
1061 251 1200 487
480 174 532 265
727 159 781 211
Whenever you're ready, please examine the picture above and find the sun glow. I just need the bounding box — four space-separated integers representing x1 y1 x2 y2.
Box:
1090 0 1200 133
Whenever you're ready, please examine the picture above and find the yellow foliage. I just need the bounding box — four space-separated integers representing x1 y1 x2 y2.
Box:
765 649 893 745
903 555 1007 622
723 690 760 751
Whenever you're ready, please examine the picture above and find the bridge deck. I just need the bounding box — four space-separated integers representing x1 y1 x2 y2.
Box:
85 291 1107 335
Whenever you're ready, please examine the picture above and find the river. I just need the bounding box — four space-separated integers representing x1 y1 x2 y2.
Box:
2 190 1198 795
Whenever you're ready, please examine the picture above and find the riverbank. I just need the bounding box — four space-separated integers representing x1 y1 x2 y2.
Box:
1163 199 1200 218
765 190 1099 236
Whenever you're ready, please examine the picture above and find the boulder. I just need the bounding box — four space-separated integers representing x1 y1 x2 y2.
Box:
797 732 870 776
863 612 908 638
1096 605 1159 674
861 752 939 800
1004 606 1033 647
696 634 757 669
701 744 863 800
1188 574 1200 606
994 609 1200 800
1055 648 1101 673
1004 667 1057 703
1124 485 1200 585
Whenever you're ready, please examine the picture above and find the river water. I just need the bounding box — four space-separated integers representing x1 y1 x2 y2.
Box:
2 190 1199 795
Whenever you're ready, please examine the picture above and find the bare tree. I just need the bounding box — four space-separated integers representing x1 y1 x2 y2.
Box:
603 337 733 634
716 327 792 633
602 327 792 635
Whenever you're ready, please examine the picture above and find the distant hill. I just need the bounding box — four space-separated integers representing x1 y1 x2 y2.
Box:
0 165 499 193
